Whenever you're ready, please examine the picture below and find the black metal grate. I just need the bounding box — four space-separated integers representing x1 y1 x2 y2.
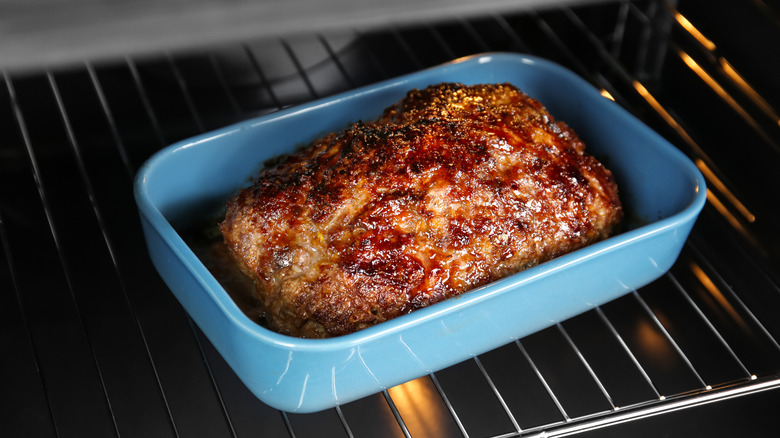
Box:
3 0 780 436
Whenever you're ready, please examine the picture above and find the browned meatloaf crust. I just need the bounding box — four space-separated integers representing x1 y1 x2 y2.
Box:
219 83 623 338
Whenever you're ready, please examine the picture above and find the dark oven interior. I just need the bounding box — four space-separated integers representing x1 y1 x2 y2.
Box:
2 0 780 436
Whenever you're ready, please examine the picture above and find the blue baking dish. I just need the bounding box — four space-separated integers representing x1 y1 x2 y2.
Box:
134 53 706 413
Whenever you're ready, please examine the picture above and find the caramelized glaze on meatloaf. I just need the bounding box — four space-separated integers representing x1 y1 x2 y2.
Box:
219 83 622 338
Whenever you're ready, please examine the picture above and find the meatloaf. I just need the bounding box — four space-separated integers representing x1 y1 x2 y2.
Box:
219 82 622 338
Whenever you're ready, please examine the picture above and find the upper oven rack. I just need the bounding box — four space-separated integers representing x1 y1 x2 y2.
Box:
2 0 780 436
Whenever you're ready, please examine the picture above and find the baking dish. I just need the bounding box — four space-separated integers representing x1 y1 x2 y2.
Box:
134 52 706 413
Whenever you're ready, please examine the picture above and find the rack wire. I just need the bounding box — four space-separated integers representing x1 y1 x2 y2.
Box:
2 0 779 436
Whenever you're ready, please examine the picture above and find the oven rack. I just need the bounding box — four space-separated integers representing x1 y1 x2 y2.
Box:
2 0 779 436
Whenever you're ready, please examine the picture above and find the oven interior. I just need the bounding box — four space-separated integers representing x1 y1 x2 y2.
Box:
2 0 780 436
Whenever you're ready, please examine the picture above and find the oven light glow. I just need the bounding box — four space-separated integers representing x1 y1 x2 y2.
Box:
690 262 749 332
695 160 755 223
679 51 762 136
633 80 757 233
675 13 716 51
387 377 451 436
632 80 696 149
719 57 780 127
704 189 760 250
637 318 676 366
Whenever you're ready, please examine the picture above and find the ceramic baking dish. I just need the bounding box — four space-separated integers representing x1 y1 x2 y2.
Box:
134 52 706 413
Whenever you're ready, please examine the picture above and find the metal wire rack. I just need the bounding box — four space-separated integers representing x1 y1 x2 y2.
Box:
2 0 780 436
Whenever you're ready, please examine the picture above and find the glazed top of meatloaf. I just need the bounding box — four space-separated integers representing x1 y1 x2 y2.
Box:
219 82 622 338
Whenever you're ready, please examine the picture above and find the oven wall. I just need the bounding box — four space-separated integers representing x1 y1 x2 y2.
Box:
2 0 608 72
